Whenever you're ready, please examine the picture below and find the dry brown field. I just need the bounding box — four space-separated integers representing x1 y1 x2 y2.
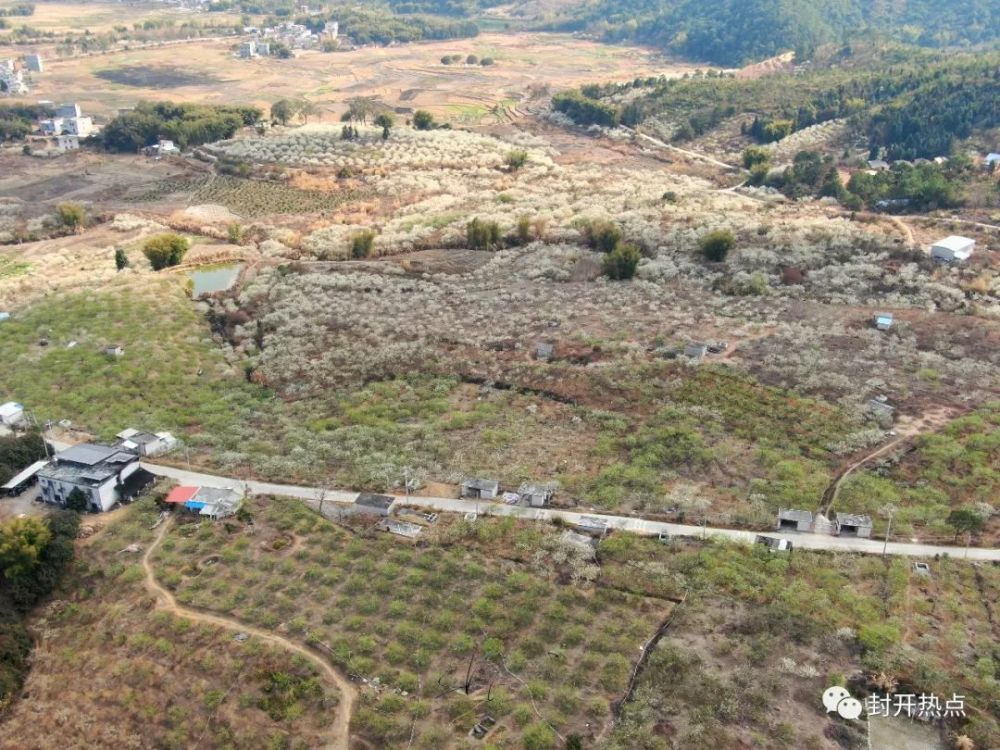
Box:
26 32 697 123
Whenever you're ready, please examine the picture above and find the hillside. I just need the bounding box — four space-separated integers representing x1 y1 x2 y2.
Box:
548 0 999 65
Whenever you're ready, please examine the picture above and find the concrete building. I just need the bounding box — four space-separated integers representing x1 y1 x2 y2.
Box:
461 478 500 499
116 428 177 457
24 54 43 73
930 235 975 263
518 483 555 508
835 512 873 538
776 508 814 533
56 135 79 151
38 443 145 512
355 492 394 516
165 485 243 519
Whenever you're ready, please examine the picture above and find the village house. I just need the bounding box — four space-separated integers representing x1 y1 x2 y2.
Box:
461 478 500 499
24 54 42 73
164 485 243 519
37 443 152 513
930 235 975 263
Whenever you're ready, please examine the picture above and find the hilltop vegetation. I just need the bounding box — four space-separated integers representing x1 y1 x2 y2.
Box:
551 0 999 65
101 102 262 153
553 50 1000 161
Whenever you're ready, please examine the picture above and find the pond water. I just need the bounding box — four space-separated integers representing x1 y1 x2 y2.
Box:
189 263 243 297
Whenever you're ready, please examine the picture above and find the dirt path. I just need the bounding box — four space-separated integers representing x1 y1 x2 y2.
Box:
142 518 356 750
819 406 960 516
625 128 740 171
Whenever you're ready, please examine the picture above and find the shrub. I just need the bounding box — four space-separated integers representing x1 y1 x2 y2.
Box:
582 219 622 253
56 202 85 232
466 54 478 64
505 149 528 171
351 230 377 259
699 229 735 262
466 218 501 250
603 242 641 280
114 247 128 271
412 110 435 130
522 722 557 750
142 233 189 270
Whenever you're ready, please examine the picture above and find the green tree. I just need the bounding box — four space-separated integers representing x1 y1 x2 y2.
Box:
0 517 51 583
142 233 189 270
466 54 478 65
699 229 735 262
603 242 642 280
56 202 85 233
412 110 435 130
374 112 395 140
351 230 376 258
742 145 771 169
64 487 89 512
946 508 985 539
504 149 528 171
114 247 128 271
270 99 296 125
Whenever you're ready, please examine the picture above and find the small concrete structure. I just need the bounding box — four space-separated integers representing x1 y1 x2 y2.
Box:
777 508 814 532
461 478 500 499
534 342 554 361
930 235 974 263
104 344 125 358
355 492 394 516
575 515 609 537
164 485 242 519
2 459 48 496
756 535 793 552
867 159 890 171
382 519 423 538
835 512 873 538
684 342 708 361
0 401 24 426
873 313 893 331
559 530 597 559
984 153 1000 170
519 483 554 508
24 54 42 73
868 397 895 422
116 428 177 457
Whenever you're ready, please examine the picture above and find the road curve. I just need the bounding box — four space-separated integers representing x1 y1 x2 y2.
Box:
142 518 357 750
139 462 1000 562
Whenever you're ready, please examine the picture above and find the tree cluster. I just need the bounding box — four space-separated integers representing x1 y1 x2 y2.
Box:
100 101 261 152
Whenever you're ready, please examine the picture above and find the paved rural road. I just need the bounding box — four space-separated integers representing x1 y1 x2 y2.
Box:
139 463 1000 561
143 517 356 750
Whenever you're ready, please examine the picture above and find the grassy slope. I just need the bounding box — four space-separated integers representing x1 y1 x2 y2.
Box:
0 500 337 749
601 534 1000 748
151 496 670 749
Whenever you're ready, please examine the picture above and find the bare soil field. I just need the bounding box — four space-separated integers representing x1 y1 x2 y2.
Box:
27 33 698 124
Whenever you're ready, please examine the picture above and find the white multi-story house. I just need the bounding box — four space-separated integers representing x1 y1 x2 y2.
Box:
38 443 151 513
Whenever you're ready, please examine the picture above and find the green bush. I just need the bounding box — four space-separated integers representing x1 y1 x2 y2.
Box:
466 218 502 250
351 230 377 259
602 242 642 280
522 722 557 750
699 229 735 262
142 233 189 270
412 110 435 130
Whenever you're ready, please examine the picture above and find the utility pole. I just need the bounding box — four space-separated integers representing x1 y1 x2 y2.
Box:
882 509 894 557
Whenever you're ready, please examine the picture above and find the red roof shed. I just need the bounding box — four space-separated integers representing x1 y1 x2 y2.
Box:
165 486 200 504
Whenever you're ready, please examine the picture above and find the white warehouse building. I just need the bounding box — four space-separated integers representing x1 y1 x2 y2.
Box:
930 235 975 262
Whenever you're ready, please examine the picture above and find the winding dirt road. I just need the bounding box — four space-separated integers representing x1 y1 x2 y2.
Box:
142 519 357 750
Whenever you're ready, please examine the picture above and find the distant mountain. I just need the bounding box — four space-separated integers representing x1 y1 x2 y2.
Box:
554 0 999 65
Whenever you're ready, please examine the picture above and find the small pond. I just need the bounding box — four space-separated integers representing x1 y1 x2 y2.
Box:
189 263 243 297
